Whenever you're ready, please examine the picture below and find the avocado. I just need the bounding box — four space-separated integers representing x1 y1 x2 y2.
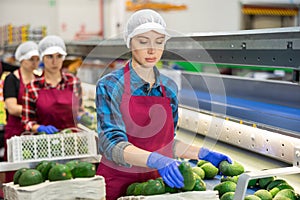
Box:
266 179 287 190
276 183 294 191
254 189 273 200
65 160 80 171
192 166 205 179
192 178 206 191
48 164 72 181
178 161 196 191
40 161 57 181
274 189 297 200
197 160 208 167
220 191 235 200
13 168 29 184
133 182 147 196
213 181 237 197
71 161 96 178
258 176 275 189
200 162 219 179
221 175 239 184
219 160 244 176
18 169 43 187
248 178 258 188
244 195 262 200
143 179 165 195
270 187 280 197
126 182 139 196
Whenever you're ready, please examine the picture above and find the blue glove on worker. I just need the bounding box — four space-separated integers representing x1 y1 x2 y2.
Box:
146 152 184 188
37 125 59 134
198 147 232 167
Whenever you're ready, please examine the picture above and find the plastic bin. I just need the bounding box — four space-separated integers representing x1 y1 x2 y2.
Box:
7 130 98 162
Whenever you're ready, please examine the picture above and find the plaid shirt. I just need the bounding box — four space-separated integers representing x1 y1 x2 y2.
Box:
95 61 178 162
22 72 83 131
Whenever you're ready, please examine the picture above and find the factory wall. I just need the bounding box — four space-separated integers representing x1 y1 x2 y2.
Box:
0 0 242 41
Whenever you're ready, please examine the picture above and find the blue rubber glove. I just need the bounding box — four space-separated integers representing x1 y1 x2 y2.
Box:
198 147 232 167
37 125 59 134
146 152 184 188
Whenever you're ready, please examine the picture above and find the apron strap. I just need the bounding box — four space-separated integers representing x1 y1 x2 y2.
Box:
124 62 167 97
124 62 131 95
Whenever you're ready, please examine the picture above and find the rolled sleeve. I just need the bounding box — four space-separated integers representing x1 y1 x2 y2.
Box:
112 141 133 167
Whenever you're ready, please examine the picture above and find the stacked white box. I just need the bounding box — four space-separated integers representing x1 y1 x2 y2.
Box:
4 175 105 200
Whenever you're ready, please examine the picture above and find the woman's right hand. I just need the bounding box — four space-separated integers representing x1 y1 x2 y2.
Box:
37 125 58 134
146 152 184 188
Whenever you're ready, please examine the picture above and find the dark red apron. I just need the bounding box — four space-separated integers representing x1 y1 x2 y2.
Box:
97 63 175 200
35 79 79 130
4 69 26 182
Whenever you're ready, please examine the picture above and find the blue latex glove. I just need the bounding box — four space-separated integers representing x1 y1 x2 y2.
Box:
198 147 232 167
37 125 59 134
146 152 184 188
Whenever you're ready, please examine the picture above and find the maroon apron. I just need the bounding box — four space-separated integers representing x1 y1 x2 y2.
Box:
97 63 175 200
35 79 79 130
4 69 26 182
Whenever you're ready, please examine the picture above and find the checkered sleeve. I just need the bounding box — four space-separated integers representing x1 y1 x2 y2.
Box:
95 73 130 165
22 81 39 132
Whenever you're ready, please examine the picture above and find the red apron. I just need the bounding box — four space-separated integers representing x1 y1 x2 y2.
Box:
4 69 26 182
35 80 79 130
97 63 175 200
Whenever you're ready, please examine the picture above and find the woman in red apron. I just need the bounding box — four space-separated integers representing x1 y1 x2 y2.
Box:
21 35 85 135
3 41 40 182
96 9 232 200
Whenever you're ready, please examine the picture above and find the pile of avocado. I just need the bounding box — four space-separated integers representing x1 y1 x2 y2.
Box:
125 159 245 197
244 176 300 200
13 160 96 187
126 161 207 196
210 160 243 200
212 160 300 200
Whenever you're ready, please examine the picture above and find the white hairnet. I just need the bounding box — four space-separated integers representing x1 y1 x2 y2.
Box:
38 35 67 59
15 41 39 62
124 9 170 48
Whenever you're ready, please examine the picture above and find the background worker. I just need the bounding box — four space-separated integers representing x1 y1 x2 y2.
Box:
3 41 40 182
21 35 90 134
95 9 232 200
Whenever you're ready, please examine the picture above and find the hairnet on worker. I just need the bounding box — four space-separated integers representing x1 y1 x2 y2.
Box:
38 35 67 59
15 41 39 62
124 9 170 48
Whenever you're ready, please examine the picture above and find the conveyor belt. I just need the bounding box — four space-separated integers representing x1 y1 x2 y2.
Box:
176 128 300 193
176 71 300 133
180 89 300 133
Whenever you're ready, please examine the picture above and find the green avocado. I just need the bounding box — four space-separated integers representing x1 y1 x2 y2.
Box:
143 179 165 195
193 178 206 191
213 181 237 198
48 164 72 181
13 168 29 184
18 169 43 187
178 161 196 191
126 182 139 196
71 161 96 178
219 160 244 176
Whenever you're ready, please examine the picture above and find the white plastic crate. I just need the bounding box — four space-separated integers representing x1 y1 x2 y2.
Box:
7 130 98 162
